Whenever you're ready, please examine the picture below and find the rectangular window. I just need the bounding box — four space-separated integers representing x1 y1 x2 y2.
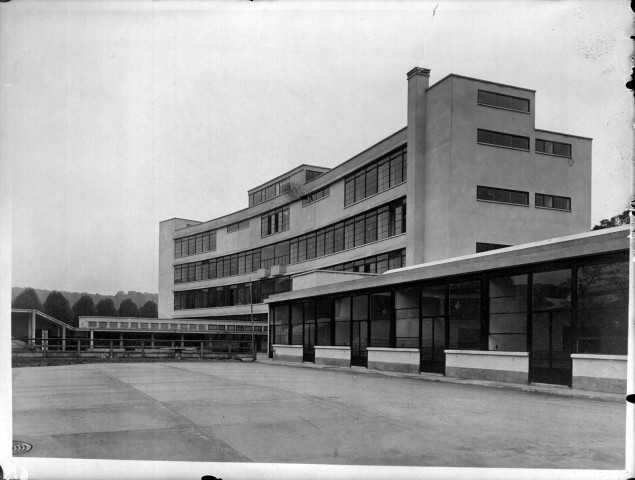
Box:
227 219 250 233
577 261 628 355
477 129 529 151
250 177 291 207
334 297 351 346
449 280 481 350
343 145 407 206
395 287 419 348
488 274 528 352
302 186 330 207
261 206 290 237
536 139 572 157
316 299 332 346
536 193 571 211
174 230 216 258
477 185 529 206
477 90 530 113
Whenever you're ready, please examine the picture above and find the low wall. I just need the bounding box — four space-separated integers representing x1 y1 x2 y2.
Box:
367 348 419 374
272 344 303 363
571 354 626 394
445 350 529 384
315 346 350 367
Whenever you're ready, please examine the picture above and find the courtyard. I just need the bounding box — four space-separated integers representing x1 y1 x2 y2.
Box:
12 361 625 469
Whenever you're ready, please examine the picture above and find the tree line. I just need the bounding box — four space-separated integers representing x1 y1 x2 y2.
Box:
12 288 158 327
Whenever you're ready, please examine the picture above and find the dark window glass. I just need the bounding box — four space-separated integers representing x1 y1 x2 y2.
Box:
478 129 529 151
291 303 303 345
449 280 481 350
488 274 528 352
536 139 572 157
536 193 571 211
395 287 419 348
478 90 530 113
577 261 628 355
477 186 529 206
274 305 289 344
476 242 511 253
334 297 351 346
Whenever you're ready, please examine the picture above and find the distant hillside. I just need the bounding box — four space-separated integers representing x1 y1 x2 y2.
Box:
11 288 158 310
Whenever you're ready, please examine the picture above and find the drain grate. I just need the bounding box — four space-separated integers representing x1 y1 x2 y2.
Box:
13 441 32 455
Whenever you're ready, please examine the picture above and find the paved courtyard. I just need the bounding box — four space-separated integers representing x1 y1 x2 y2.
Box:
12 361 625 468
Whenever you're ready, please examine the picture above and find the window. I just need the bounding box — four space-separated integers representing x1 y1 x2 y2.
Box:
536 193 571 211
334 297 351 346
261 206 290 237
273 305 289 344
476 242 511 253
174 230 217 258
395 287 419 348
449 280 481 350
477 129 529 151
577 261 628 355
488 274 528 352
478 90 530 113
344 145 407 206
536 139 571 157
227 219 250 233
249 177 291 207
477 186 529 206
302 186 330 206
305 170 324 182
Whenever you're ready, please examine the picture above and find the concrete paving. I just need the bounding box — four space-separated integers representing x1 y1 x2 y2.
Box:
12 361 625 468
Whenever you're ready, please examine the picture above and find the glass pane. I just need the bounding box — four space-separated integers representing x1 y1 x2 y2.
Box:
450 280 480 315
421 285 445 316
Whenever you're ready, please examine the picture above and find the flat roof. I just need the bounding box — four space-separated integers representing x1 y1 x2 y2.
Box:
266 226 629 303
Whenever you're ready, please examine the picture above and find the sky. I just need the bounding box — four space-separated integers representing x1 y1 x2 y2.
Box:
1 0 632 295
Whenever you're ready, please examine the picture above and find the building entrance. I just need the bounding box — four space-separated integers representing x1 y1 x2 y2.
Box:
530 311 573 386
351 320 368 367
420 317 445 374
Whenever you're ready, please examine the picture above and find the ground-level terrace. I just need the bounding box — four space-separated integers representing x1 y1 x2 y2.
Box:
266 226 629 393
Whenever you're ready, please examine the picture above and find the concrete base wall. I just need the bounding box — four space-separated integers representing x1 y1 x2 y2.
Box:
367 348 419 374
315 346 350 367
572 354 626 394
445 350 529 384
272 344 303 363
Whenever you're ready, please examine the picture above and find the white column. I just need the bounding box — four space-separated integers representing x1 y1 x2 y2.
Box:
62 326 66 351
151 332 155 348
90 330 94 349
120 332 124 348
30 310 36 345
180 333 184 347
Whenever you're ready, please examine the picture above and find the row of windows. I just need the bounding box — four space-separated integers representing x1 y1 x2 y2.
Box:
271 256 628 356
174 276 292 310
86 320 266 332
536 193 571 211
302 186 330 207
324 249 405 274
249 177 291 207
290 198 406 264
227 219 249 234
174 230 217 258
174 199 407 284
535 139 572 157
261 206 290 237
477 129 530 151
478 129 573 157
477 90 530 113
344 146 407 206
477 186 571 211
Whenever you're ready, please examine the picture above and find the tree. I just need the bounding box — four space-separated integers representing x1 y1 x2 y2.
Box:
118 298 140 317
72 294 96 321
43 291 75 326
592 209 630 230
139 300 158 318
96 298 118 317
12 288 43 310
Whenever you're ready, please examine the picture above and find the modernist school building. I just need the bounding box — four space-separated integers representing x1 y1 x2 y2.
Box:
266 227 629 393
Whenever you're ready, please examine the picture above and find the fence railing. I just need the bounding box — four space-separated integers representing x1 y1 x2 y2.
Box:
12 337 257 360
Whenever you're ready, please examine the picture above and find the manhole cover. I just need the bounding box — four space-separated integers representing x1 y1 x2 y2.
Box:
13 441 32 455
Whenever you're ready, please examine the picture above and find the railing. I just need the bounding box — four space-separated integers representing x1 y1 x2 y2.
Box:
12 337 258 360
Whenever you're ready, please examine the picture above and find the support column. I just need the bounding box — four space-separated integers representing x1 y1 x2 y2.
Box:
120 332 124 348
180 333 185 347
151 332 155 348
405 66 431 267
90 330 94 349
62 326 66 351
30 310 36 345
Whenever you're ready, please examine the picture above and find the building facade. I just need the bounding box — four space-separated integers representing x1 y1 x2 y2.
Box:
266 227 628 393
158 67 592 343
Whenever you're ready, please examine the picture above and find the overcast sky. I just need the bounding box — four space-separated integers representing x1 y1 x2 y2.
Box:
1 0 631 296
